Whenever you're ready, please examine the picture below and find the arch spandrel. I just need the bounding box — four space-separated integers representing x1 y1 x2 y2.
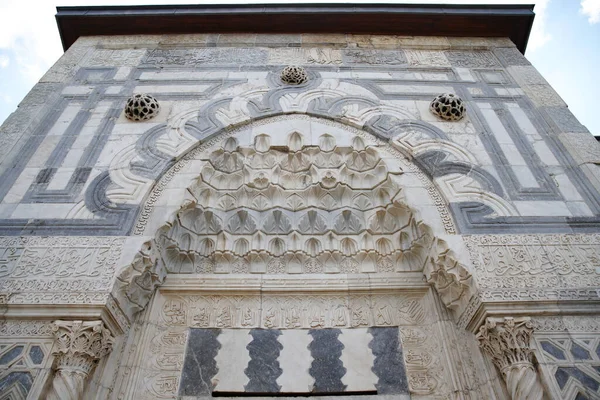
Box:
114 114 477 324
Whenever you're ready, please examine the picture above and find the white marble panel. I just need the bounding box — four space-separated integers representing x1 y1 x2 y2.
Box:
455 68 475 81
61 86 95 96
514 201 572 217
378 84 454 94
2 168 40 204
140 71 229 80
339 328 377 392
47 103 82 136
11 203 74 219
134 84 212 94
213 329 252 392
278 330 314 393
478 103 539 188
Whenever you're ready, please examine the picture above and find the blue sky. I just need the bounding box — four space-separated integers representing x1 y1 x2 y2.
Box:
0 0 599 136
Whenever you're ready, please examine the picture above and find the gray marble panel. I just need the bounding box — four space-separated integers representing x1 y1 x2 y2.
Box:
179 328 222 396
0 371 33 398
308 329 347 393
368 327 409 395
244 329 283 393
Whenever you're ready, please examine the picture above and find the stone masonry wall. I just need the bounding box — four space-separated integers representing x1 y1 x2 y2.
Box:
0 34 598 400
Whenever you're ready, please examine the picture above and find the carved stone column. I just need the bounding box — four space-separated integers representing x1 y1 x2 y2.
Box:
47 320 114 400
477 317 544 400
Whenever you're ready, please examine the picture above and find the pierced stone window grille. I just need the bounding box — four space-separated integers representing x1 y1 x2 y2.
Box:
429 93 466 121
280 66 309 85
125 93 160 121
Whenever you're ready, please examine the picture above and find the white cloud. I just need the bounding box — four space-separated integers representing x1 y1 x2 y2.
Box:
0 94 13 104
528 0 552 51
0 55 9 68
0 1 62 83
580 0 600 23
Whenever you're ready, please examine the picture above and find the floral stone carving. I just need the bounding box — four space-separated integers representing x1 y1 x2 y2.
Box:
429 93 466 121
124 93 160 121
47 320 114 400
477 317 544 400
280 65 308 85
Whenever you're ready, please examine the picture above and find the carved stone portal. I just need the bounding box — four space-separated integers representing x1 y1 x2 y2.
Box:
477 317 545 400
47 320 114 400
114 128 477 320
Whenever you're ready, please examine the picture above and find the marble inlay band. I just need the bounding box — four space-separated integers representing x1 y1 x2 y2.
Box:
369 327 410 394
308 329 347 393
244 329 283 393
179 328 221 396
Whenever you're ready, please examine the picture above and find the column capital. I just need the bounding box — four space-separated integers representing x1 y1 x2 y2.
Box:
477 316 544 400
51 320 114 375
476 316 534 374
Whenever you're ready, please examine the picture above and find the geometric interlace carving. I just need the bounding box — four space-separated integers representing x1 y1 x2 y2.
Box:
537 336 600 400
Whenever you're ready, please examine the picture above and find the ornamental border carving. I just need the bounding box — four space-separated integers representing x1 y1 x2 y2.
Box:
0 237 125 294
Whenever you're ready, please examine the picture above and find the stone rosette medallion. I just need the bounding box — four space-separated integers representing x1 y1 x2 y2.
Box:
280 65 309 85
429 93 466 121
124 93 160 121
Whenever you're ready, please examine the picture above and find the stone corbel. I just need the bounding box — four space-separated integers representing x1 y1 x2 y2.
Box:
476 317 545 400
424 237 476 316
46 320 115 400
113 239 166 320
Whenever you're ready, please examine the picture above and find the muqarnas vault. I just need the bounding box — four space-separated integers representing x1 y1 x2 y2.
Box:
0 4 599 400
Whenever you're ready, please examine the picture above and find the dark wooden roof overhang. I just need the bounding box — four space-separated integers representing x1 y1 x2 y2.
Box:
55 3 535 54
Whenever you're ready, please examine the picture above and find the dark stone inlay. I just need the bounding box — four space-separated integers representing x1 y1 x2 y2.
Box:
72 167 92 184
0 371 33 397
179 328 221 396
28 345 44 365
369 327 409 394
308 329 346 393
0 346 23 365
554 368 569 389
575 392 590 400
35 168 56 184
540 340 567 360
555 367 600 392
244 329 283 393
571 342 592 360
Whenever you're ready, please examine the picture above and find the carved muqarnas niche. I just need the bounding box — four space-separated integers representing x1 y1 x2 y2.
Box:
429 93 466 121
152 130 444 275
125 93 160 121
280 65 308 85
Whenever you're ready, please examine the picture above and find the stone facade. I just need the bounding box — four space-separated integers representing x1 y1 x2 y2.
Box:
0 32 599 400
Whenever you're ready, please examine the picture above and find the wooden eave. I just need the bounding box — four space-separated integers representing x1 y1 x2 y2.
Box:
55 3 535 53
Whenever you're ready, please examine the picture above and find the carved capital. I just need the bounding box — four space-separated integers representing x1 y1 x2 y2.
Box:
47 320 114 400
51 320 114 374
477 317 543 400
477 317 534 373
